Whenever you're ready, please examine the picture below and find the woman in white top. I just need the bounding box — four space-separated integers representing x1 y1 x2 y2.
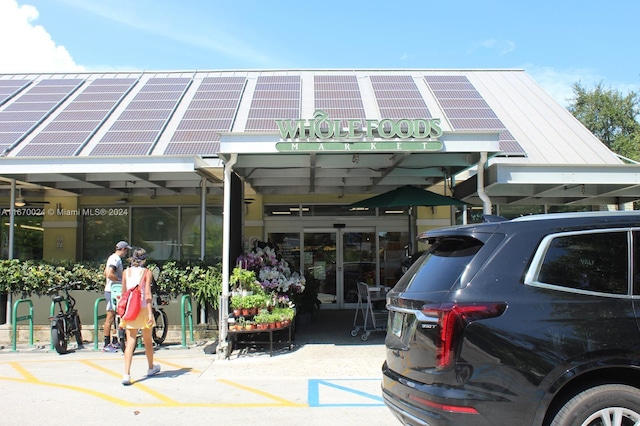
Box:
120 247 161 385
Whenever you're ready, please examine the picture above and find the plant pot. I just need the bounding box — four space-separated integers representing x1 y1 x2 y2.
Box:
233 308 242 317
275 321 282 328
249 308 257 315
241 309 250 316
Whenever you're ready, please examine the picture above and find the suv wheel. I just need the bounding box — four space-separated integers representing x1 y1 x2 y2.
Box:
551 384 640 426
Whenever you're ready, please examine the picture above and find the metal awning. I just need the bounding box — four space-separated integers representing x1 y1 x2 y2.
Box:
218 132 501 196
0 155 224 199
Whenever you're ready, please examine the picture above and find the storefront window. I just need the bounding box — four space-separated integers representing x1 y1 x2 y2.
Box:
1 211 44 260
181 207 223 262
82 208 129 262
82 206 223 262
266 232 301 272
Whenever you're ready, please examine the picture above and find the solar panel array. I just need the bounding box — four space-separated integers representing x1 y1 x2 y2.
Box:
0 79 82 154
314 75 366 127
165 76 246 155
245 76 300 131
17 78 137 157
89 77 190 156
370 75 432 120
424 75 525 154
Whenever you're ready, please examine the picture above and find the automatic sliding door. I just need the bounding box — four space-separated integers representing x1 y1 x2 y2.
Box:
303 231 337 306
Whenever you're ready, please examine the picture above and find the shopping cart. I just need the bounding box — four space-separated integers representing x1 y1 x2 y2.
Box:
351 282 389 341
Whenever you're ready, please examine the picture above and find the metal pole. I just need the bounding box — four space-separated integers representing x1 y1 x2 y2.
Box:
217 154 237 356
200 177 206 324
6 180 16 324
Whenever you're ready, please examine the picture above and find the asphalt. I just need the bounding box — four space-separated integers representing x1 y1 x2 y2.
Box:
0 309 398 426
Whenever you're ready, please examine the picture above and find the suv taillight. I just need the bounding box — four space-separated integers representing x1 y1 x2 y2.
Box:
421 302 506 370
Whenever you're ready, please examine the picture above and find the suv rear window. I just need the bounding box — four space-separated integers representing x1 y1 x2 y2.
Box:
535 231 628 295
396 236 483 292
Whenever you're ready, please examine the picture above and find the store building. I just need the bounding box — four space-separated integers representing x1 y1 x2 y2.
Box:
1 68 639 319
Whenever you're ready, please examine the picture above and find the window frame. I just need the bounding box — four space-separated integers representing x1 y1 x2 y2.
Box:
524 228 634 298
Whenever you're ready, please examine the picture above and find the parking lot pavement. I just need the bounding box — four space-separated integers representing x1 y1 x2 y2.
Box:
0 312 397 425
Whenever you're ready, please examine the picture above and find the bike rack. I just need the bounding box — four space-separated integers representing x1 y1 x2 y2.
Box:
181 295 194 347
12 299 34 351
93 297 106 351
50 298 70 351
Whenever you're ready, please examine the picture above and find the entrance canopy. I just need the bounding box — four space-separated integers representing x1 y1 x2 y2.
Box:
218 131 499 196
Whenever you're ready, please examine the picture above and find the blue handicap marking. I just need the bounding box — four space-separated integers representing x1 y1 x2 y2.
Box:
308 379 384 407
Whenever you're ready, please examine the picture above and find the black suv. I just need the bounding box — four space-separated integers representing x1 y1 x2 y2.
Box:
382 211 640 426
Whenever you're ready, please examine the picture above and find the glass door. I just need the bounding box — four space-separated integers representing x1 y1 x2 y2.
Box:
303 228 376 308
303 230 337 307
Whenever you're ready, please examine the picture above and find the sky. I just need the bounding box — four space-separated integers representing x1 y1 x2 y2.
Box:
0 0 639 107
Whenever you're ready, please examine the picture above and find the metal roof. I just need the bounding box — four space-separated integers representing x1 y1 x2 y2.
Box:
0 69 637 205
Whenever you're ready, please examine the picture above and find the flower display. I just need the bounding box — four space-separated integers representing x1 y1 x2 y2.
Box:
236 242 306 297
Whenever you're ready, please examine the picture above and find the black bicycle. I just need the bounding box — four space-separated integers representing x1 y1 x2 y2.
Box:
150 265 169 345
49 281 84 354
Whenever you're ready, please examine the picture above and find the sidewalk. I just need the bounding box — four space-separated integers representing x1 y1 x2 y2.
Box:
0 309 396 425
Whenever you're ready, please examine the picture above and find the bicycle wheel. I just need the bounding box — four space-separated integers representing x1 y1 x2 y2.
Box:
152 309 168 345
51 319 68 354
116 317 127 352
71 313 83 347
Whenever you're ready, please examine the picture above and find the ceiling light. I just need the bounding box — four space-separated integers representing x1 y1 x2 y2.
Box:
14 196 26 207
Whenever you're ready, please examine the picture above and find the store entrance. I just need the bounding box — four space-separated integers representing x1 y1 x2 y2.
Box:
303 227 378 309
267 221 409 310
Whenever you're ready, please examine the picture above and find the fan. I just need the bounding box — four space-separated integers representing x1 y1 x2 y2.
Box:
14 188 49 207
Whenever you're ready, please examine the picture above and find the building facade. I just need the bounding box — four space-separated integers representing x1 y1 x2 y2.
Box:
1 69 639 312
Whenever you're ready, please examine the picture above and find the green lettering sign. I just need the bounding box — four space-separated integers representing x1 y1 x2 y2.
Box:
274 109 443 142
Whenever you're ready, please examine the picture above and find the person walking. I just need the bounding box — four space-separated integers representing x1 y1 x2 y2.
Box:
102 240 131 352
119 247 161 386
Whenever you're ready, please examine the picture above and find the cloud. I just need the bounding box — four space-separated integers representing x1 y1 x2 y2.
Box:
472 39 516 56
0 0 84 73
55 0 274 66
525 65 605 107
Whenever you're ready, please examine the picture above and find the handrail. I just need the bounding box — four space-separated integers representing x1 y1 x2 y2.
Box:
93 297 106 350
12 299 33 351
180 295 194 347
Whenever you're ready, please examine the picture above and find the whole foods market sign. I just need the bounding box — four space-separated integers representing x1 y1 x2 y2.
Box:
275 109 443 152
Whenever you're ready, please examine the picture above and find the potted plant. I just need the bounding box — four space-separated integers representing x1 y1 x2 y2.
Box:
253 311 270 330
230 295 243 317
230 267 260 295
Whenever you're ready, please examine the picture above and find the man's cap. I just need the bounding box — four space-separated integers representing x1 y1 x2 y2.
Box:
116 241 132 250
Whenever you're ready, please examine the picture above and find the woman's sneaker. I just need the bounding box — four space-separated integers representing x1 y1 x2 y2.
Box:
147 364 161 377
102 344 118 353
121 374 131 386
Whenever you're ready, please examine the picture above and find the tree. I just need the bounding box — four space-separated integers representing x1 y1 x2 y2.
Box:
568 82 640 161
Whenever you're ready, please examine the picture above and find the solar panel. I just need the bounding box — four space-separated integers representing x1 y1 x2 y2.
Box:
91 142 151 156
30 131 91 144
164 76 246 155
2 78 83 155
17 143 80 156
369 75 432 128
165 141 220 155
171 130 220 142
424 75 526 155
89 77 191 156
16 77 137 157
245 76 300 131
312 75 365 128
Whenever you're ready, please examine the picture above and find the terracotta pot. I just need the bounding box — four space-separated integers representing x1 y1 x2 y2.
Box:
233 308 242 317
242 309 250 316
275 321 282 328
